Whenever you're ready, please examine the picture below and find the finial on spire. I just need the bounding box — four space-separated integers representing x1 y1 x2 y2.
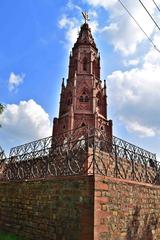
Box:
82 11 90 23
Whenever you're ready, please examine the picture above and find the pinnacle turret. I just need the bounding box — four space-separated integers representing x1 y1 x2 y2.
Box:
74 23 97 50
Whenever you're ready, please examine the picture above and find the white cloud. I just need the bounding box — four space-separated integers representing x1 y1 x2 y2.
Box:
107 37 160 137
67 0 82 12
85 0 117 8
0 100 52 153
88 9 98 18
58 15 79 48
144 33 160 64
85 0 159 55
8 72 25 92
123 59 140 67
124 120 155 137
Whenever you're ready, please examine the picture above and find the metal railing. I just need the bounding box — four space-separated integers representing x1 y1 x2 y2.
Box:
0 145 6 161
0 127 159 184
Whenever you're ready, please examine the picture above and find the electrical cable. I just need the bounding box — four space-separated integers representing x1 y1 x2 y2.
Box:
118 0 160 53
138 0 160 31
151 0 160 13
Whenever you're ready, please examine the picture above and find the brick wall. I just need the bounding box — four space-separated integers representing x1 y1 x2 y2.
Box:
0 176 94 240
94 175 160 240
1 174 160 240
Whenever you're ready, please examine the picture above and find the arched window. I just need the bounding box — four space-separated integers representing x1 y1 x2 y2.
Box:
79 91 89 103
80 96 83 102
83 57 88 71
84 95 89 102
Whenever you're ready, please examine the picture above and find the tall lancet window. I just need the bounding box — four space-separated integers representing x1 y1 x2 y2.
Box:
83 57 88 71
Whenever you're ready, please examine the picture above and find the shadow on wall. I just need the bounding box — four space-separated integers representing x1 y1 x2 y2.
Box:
126 206 158 240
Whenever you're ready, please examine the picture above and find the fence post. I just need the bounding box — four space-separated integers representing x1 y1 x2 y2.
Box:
92 128 96 175
131 152 135 181
114 144 118 178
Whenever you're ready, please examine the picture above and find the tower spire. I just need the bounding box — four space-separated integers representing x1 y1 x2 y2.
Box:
73 15 97 50
52 16 112 141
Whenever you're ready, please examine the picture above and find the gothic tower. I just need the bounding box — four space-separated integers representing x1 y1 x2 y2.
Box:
52 17 112 140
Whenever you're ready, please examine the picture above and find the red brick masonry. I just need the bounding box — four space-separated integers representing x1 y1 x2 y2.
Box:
0 175 160 240
94 176 160 240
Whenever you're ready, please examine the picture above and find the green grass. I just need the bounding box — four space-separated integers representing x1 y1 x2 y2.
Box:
0 231 23 240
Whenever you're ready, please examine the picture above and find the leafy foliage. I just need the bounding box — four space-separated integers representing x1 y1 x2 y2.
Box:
0 104 4 114
0 103 4 127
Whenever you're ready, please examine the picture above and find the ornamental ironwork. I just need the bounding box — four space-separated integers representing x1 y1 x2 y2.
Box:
9 136 52 160
0 127 159 185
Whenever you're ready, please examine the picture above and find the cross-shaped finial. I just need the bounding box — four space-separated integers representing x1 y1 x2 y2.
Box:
82 11 90 23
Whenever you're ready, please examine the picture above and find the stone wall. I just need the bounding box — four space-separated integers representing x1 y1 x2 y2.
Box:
94 175 160 240
0 176 94 240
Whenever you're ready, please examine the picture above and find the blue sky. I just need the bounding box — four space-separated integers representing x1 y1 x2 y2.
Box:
0 0 160 158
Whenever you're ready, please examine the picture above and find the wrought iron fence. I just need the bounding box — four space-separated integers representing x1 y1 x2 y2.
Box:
0 127 159 185
9 136 52 159
94 137 159 184
0 145 6 161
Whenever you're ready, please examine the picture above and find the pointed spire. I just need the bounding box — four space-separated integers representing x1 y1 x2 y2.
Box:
73 21 97 50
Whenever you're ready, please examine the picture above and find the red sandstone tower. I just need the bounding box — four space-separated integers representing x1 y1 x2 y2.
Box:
52 15 112 140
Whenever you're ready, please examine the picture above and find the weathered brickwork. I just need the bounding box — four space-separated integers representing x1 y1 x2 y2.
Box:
0 176 94 240
94 176 160 240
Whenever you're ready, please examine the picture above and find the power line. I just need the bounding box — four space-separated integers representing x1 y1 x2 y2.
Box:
138 0 160 32
152 0 160 13
118 0 160 53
